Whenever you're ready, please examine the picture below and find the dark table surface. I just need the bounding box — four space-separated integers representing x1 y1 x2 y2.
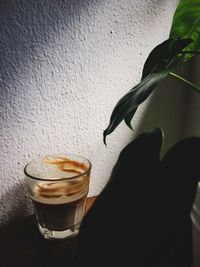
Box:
0 196 200 267
0 197 96 267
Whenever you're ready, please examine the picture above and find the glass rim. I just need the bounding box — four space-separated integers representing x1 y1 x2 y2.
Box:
24 153 92 181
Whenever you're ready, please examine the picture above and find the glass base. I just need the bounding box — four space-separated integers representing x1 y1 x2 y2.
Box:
192 182 200 233
38 223 80 240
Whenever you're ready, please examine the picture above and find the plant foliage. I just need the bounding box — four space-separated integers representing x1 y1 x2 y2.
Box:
104 0 200 144
170 0 200 53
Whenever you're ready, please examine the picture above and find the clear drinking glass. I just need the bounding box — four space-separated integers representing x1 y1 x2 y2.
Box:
24 154 91 240
192 182 200 232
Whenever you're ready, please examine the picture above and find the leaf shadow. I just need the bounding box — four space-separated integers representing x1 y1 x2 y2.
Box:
0 181 33 225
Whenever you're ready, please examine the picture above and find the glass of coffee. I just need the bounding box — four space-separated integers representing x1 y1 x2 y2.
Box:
24 154 91 240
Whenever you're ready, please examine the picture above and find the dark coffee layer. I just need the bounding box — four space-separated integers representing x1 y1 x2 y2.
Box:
33 195 87 231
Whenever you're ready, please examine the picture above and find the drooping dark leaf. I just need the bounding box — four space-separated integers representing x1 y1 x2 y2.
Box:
170 0 200 53
124 109 136 130
103 72 168 144
123 38 193 130
169 38 193 56
141 39 173 79
141 38 193 80
103 0 200 143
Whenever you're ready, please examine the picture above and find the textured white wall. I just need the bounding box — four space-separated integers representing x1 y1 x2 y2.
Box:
0 0 180 224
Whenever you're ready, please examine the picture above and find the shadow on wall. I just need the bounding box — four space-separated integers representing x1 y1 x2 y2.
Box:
0 0 88 93
0 74 189 225
0 182 33 225
133 69 191 156
0 0 175 225
0 0 92 226
0 0 164 99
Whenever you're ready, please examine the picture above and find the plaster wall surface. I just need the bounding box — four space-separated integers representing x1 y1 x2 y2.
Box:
0 0 181 224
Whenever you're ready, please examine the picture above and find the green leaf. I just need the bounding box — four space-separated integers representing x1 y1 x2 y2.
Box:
125 38 192 132
141 39 173 79
104 37 195 143
124 110 136 130
103 72 169 144
169 38 193 56
103 0 200 144
170 0 200 53
141 38 193 80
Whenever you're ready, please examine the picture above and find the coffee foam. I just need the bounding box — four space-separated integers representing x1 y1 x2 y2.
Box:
31 177 89 205
43 156 88 177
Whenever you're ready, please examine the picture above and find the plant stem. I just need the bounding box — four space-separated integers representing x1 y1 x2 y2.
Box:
188 17 200 37
169 72 200 94
180 51 200 55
